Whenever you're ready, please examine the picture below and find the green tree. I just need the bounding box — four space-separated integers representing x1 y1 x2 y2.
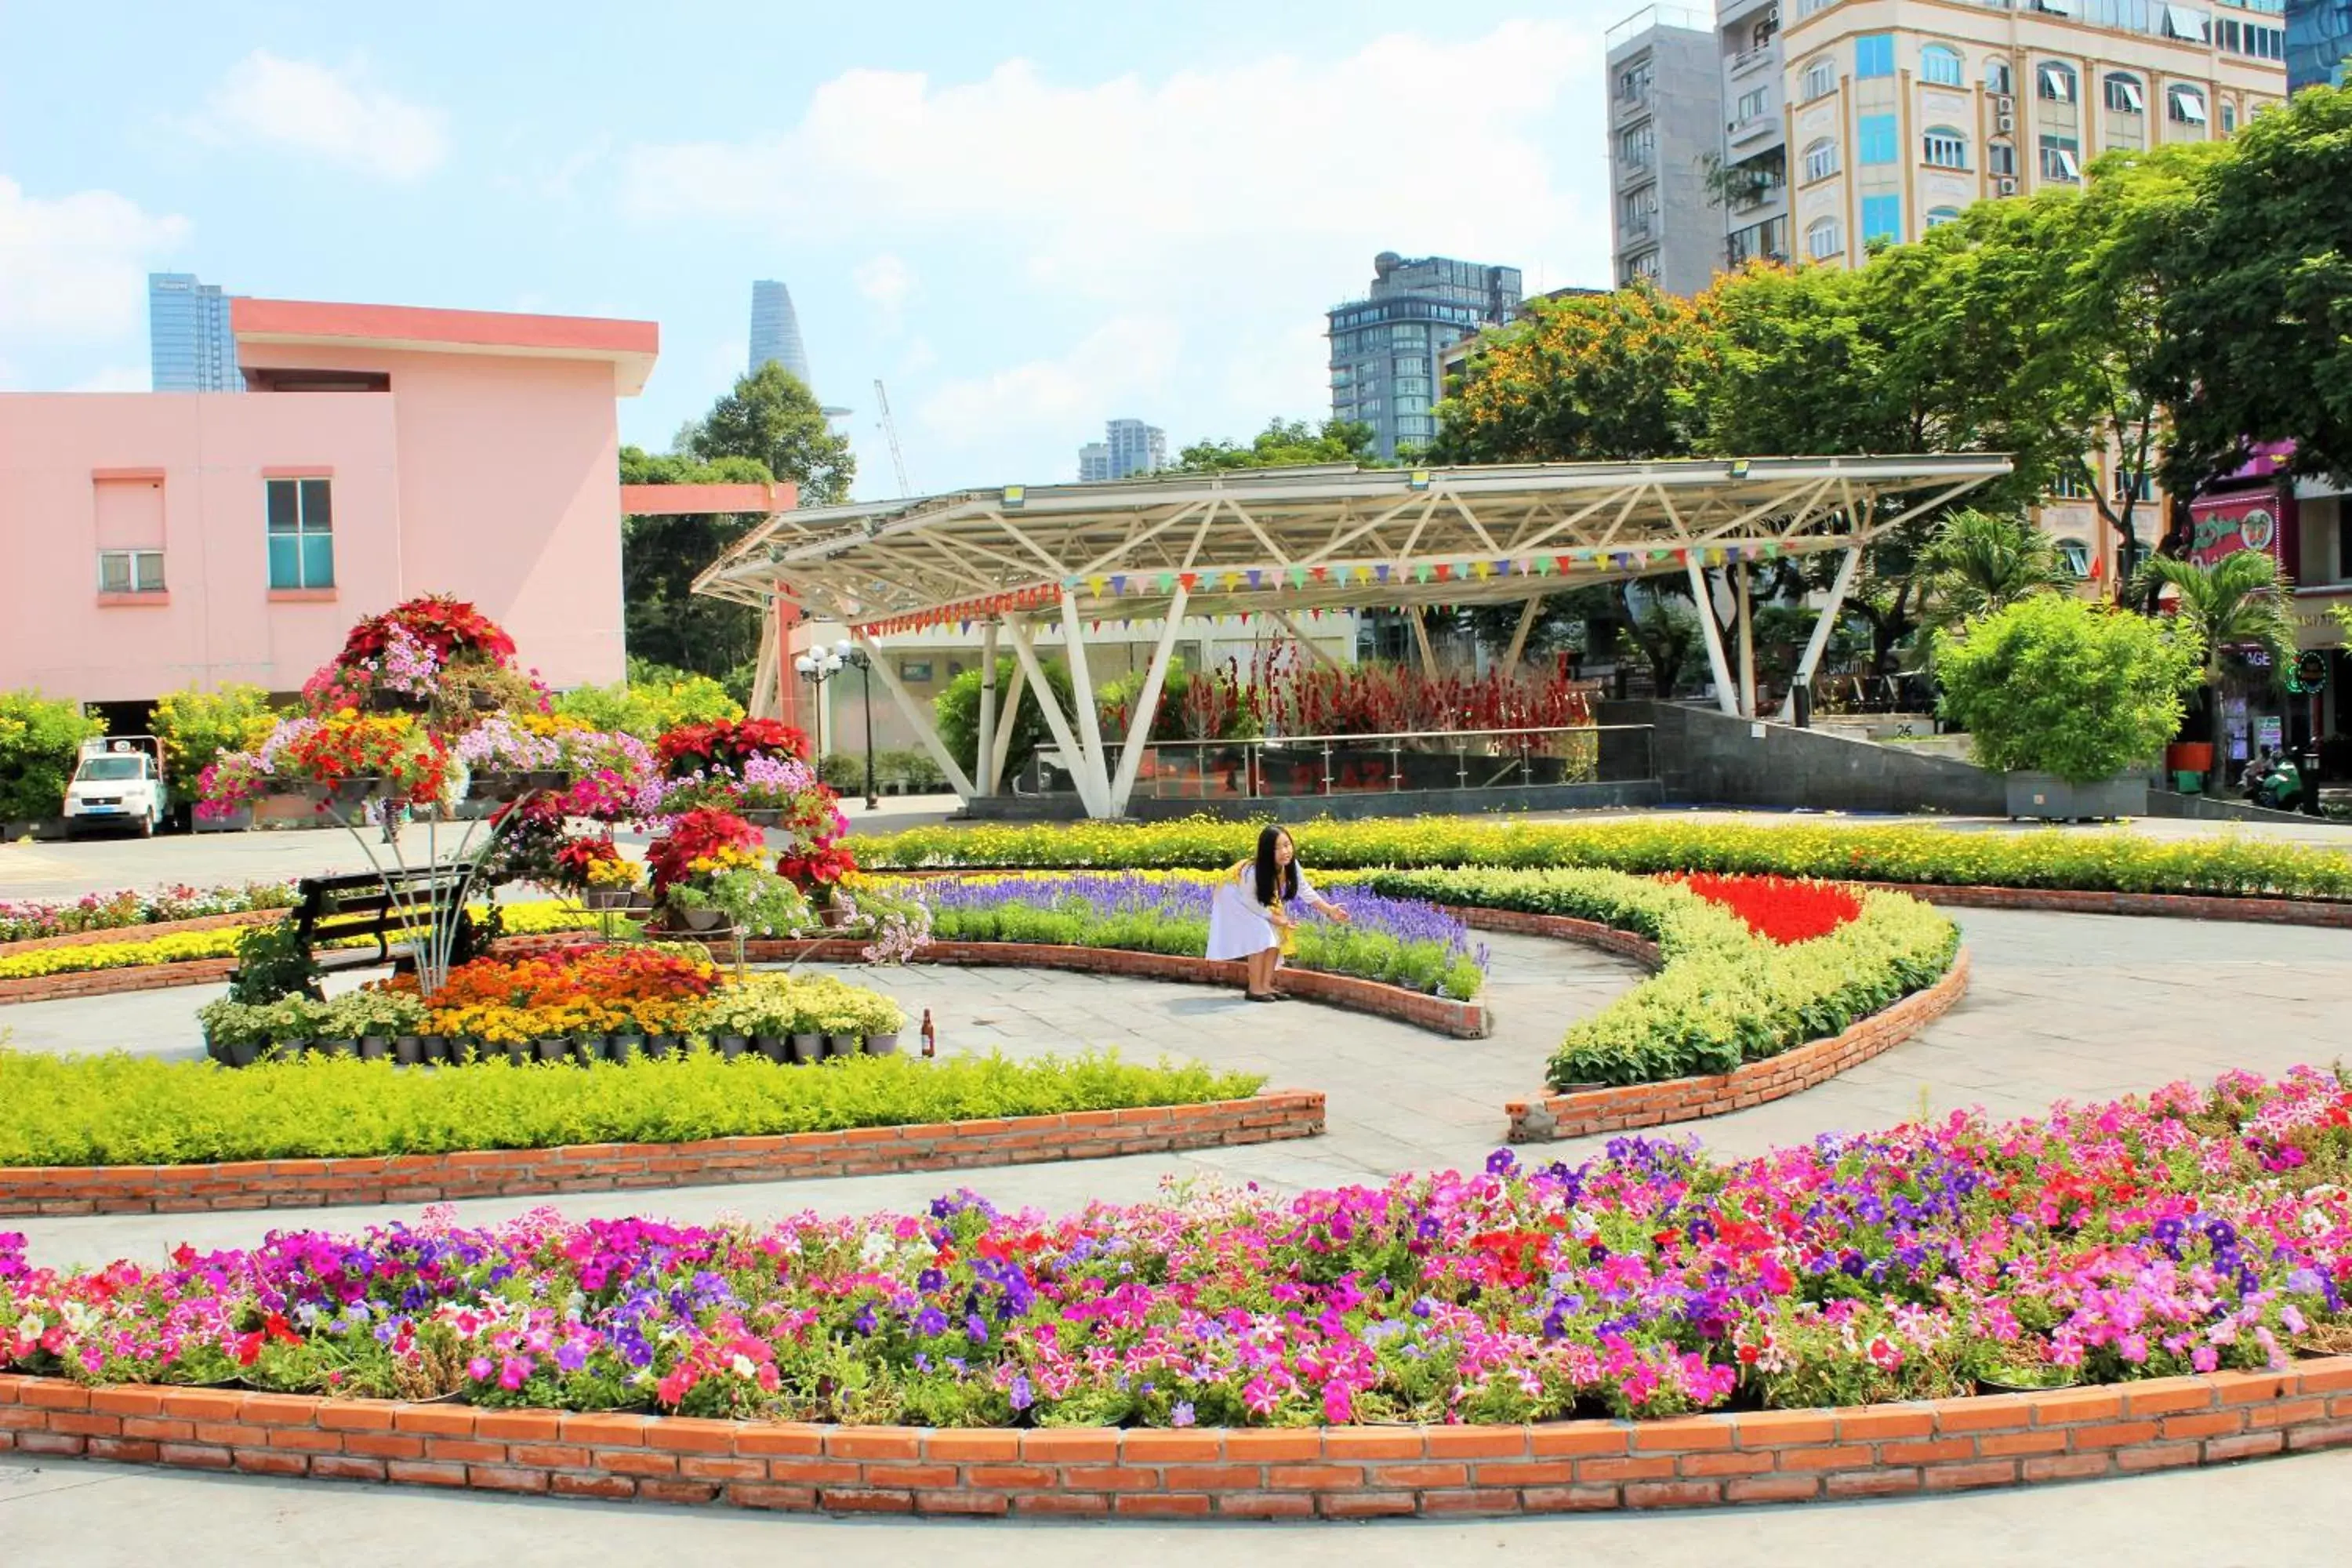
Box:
149 683 274 811
2146 86 2352 488
934 656 1076 783
685 363 855 505
2132 549 2299 789
1432 282 1704 464
1920 510 2071 630
0 693 103 823
1173 418 1381 472
1934 595 2201 785
618 447 775 682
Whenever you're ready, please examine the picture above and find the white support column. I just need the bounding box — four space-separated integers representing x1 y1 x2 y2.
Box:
975 622 1000 795
1007 619 1105 816
1686 558 1740 717
1735 562 1757 720
850 629 977 800
1108 586 1190 817
1503 594 1544 670
1410 606 1439 678
990 658 1029 794
1275 611 1344 671
1778 544 1864 723
1058 590 1116 815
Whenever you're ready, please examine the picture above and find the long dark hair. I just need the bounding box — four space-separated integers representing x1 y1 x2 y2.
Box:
1253 826 1300 906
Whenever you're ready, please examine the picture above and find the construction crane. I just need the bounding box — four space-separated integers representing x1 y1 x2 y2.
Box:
873 379 913 497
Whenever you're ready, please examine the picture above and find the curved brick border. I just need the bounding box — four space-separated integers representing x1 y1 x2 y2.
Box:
686 937 1490 1040
1503 949 1970 1144
0 908 281 960
1864 883 2352 928
0 955 237 1006
0 1091 1323 1218
2 1357 2343 1517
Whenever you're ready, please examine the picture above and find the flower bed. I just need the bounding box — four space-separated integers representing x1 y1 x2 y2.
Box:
0 882 299 946
0 1049 1264 1168
894 871 1488 1000
3 1070 2346 1426
1359 869 1958 1089
858 816 2352 903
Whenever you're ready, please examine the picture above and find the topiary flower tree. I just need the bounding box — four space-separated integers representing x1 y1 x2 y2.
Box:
1934 594 2203 788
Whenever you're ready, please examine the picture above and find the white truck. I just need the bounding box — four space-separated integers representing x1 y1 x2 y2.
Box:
62 736 167 837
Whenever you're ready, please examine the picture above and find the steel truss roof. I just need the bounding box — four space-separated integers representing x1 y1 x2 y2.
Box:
692 455 2012 630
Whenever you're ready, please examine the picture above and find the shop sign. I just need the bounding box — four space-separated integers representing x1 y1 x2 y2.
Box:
2188 492 2286 568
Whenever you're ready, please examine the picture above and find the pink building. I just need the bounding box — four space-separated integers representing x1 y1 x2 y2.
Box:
0 299 660 718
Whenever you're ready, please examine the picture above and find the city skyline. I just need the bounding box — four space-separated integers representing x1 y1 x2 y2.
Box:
147 272 239 392
0 2 1621 499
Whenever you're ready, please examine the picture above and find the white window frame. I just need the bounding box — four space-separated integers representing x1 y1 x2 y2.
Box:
2057 538 2092 577
2170 85 2209 124
1802 137 1840 181
1735 86 1770 122
2039 63 2075 102
1922 127 1969 169
2164 5 2211 42
1926 206 1963 230
1806 218 1844 260
1801 56 1836 100
97 549 165 595
1921 45 1964 87
2040 136 2082 181
2105 74 2144 114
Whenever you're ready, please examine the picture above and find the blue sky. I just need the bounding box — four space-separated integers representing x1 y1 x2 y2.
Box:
0 0 1623 499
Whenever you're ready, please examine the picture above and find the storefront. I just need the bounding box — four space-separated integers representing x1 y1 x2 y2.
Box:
2187 452 2299 770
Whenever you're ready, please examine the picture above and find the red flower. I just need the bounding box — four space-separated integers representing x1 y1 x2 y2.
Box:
777 840 857 892
644 808 766 897
1668 873 1863 945
655 718 812 777
339 595 517 667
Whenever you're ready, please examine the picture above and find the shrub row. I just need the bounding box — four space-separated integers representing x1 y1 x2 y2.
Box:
1359 868 1960 1089
0 900 595 982
0 1049 1264 1168
859 816 2352 901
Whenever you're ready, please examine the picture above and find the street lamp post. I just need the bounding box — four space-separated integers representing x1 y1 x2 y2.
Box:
794 640 879 812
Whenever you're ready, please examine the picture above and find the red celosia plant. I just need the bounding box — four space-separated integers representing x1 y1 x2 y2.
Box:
644 808 767 899
1671 873 1864 945
340 596 518 667
655 719 811 779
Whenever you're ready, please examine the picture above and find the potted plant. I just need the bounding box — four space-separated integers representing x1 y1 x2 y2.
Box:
818 1006 863 1058
1935 595 2201 821
196 998 266 1069
859 992 907 1056
778 840 859 926
646 808 771 931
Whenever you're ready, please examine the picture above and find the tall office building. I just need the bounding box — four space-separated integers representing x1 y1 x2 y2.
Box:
1078 442 1113 482
147 274 239 392
1077 422 1162 480
747 280 814 391
2288 0 2351 88
1607 9 1729 291
1327 254 1522 459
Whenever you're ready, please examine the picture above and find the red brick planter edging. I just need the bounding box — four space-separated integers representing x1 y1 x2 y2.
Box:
694 937 1491 1040
0 956 238 1006
0 908 281 960
1864 882 2352 928
3 1357 2345 1518
0 1091 1323 1218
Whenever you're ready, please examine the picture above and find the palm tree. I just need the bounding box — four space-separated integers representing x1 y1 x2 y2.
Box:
1922 510 2073 629
2133 550 2298 792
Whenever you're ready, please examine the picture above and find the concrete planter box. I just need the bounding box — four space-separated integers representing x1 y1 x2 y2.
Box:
2005 771 2148 821
193 804 252 833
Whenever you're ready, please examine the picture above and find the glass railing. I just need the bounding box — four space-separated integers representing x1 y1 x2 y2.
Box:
1022 724 1658 802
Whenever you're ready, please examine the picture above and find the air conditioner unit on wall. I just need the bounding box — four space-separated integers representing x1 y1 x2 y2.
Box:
1994 93 2014 113
1997 114 2015 132
1997 176 2019 195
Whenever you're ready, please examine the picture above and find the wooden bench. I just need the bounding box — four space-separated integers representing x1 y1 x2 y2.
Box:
260 868 479 982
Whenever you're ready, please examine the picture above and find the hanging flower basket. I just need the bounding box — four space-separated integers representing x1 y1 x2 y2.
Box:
523 769 572 793
466 771 528 804
583 888 635 912
365 691 432 716
740 808 787 828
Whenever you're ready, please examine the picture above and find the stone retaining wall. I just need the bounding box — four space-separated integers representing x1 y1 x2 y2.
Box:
0 1092 1323 1218
2 1359 2344 1517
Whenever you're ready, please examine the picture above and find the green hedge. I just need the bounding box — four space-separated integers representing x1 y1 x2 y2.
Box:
858 816 2352 902
0 1049 1265 1167
1358 867 1960 1089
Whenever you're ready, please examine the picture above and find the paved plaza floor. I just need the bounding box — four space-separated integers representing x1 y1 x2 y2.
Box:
5 824 2352 1562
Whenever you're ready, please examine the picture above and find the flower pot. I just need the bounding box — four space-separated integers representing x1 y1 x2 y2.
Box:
824 1033 859 1058
394 1036 423 1066
271 1036 314 1060
606 1034 645 1064
740 808 786 828
816 904 851 931
714 1033 751 1061
754 1034 789 1063
789 1033 823 1064
222 1039 262 1069
466 772 526 804
523 769 570 793
357 1036 390 1062
583 888 635 912
862 1032 901 1057
499 1040 531 1067
194 804 253 834
2005 771 2148 822
645 1033 681 1060
366 691 431 715
534 1036 568 1063
329 776 384 810
423 1036 451 1064
316 1037 358 1060
569 1034 604 1065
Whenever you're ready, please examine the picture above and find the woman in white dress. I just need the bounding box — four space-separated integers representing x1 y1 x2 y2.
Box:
1206 826 1352 1001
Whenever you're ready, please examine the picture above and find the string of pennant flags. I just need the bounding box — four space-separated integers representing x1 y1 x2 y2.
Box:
851 542 1787 637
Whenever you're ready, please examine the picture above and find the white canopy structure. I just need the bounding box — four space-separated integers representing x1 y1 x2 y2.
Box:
693 456 2010 818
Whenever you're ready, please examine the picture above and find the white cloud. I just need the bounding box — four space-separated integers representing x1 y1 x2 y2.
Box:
191 53 449 181
621 20 1607 292
854 252 919 326
916 316 1180 468
0 176 190 343
70 365 152 393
